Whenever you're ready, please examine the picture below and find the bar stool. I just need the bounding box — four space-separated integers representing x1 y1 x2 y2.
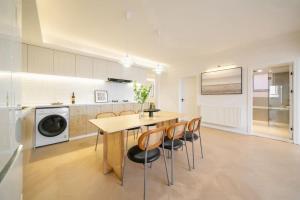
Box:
180 117 203 169
119 110 143 140
161 122 191 185
122 127 170 200
94 112 117 151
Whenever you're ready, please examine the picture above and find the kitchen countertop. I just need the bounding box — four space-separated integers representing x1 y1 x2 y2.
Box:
22 101 139 109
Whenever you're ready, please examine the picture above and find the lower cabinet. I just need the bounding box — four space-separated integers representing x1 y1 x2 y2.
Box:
69 103 139 138
69 106 87 137
86 105 101 134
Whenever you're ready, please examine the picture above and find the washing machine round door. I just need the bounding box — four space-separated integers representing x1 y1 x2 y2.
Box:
38 115 67 137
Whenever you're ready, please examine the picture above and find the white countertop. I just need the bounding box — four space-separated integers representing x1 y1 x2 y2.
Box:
22 101 138 109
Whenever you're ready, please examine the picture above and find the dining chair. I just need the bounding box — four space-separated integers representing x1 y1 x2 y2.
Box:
94 112 117 151
162 122 191 185
122 127 170 200
119 110 142 140
180 117 203 169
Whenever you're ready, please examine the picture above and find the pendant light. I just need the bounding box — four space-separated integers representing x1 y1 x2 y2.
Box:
120 54 133 68
120 9 134 68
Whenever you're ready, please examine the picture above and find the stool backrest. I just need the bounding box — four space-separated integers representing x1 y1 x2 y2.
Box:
166 122 187 140
138 127 166 151
96 112 117 119
188 117 202 132
119 110 136 116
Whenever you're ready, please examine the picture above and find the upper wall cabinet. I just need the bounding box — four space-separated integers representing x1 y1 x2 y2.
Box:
27 45 54 74
54 51 76 77
23 44 149 83
93 58 109 80
107 62 124 79
75 55 93 79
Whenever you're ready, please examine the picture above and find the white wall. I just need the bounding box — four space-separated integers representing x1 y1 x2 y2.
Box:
158 31 300 142
18 73 136 105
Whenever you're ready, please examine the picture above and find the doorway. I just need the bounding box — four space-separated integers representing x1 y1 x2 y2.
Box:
179 76 198 120
252 65 293 141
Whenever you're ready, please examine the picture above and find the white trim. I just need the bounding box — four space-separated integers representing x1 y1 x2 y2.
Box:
293 59 300 145
252 132 293 143
202 123 247 135
69 132 97 141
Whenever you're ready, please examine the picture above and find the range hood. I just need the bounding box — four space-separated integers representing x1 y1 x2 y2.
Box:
107 78 132 83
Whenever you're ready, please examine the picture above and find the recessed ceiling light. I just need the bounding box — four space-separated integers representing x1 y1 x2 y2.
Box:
256 69 263 73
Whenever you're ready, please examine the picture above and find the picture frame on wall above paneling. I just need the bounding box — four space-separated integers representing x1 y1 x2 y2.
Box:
201 67 242 95
94 90 108 103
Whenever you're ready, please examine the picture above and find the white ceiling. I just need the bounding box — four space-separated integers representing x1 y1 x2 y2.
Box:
23 0 300 68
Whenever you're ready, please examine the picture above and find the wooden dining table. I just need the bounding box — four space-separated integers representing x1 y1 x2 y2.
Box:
89 111 182 181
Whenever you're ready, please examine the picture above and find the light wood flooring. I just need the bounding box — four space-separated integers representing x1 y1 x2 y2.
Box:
23 127 300 200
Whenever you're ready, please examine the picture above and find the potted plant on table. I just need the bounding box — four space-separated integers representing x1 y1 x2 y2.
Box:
133 82 152 118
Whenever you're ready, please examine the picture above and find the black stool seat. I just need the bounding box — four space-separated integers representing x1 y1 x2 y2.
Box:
160 138 183 150
127 145 161 164
127 126 141 131
180 131 199 142
145 123 157 127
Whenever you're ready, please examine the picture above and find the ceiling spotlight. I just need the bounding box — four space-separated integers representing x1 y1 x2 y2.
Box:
120 54 133 68
154 64 163 74
256 69 263 73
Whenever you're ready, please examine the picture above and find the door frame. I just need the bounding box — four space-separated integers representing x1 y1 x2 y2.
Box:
247 63 294 142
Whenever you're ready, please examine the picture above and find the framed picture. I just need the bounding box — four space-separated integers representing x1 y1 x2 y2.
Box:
94 90 108 103
201 67 242 95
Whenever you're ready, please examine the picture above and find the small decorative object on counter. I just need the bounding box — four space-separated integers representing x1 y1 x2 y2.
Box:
133 81 152 118
71 92 76 104
149 102 156 109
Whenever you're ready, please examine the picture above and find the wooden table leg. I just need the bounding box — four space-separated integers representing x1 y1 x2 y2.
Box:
103 134 113 174
102 131 124 181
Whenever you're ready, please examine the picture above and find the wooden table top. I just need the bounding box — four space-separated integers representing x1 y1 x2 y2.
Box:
89 111 182 133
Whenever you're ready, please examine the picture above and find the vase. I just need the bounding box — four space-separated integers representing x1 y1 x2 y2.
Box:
138 103 144 118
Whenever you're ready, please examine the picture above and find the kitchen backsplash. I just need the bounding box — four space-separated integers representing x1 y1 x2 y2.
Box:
20 74 135 105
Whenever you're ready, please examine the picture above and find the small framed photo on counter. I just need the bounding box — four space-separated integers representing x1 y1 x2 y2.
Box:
94 90 108 103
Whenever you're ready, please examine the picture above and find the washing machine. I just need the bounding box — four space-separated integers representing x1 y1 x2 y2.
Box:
35 106 69 147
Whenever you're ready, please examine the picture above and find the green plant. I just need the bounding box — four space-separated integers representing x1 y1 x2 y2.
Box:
133 81 152 104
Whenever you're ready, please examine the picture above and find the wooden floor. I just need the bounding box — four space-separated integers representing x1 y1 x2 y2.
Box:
23 127 300 200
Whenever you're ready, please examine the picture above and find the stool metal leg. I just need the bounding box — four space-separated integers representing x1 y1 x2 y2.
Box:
144 151 148 200
192 137 195 169
161 146 170 186
184 139 191 171
198 130 204 159
171 141 174 185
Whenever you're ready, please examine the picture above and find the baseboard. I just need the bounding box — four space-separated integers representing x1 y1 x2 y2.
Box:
69 132 98 141
202 123 248 135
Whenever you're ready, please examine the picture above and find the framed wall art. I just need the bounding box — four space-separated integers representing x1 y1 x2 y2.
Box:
201 67 242 95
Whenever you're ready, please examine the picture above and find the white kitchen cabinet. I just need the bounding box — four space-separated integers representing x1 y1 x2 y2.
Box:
27 45 54 75
22 43 28 72
75 55 93 79
54 51 76 77
108 62 124 79
93 58 109 80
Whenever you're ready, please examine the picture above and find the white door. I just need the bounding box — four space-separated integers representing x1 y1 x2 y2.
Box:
180 76 198 120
